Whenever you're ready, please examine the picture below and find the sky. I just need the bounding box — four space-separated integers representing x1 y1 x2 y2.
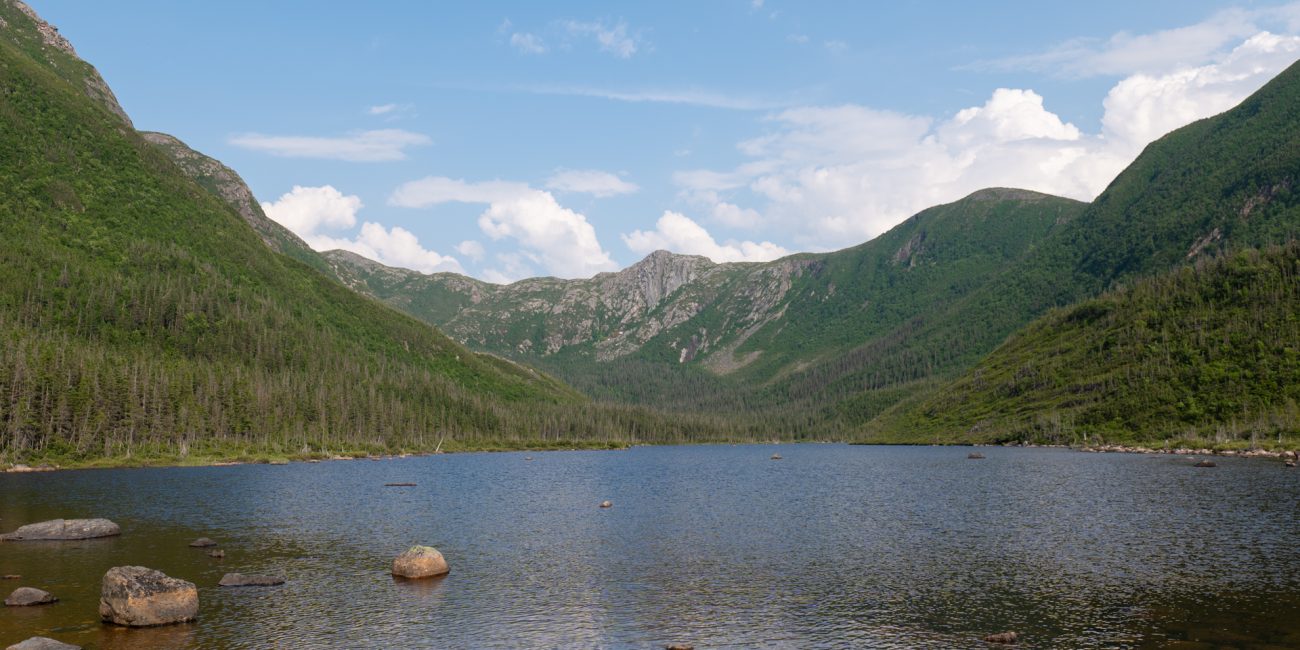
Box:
28 1 1300 283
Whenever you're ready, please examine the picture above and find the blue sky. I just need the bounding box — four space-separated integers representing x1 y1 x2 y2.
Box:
28 1 1300 282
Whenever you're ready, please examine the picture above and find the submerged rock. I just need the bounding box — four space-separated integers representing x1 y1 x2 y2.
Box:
218 573 284 587
98 566 198 627
1 518 120 541
392 546 450 579
5 587 57 606
1194 459 1217 468
770 453 782 460
188 537 217 548
665 645 694 650
384 482 417 487
968 452 986 459
5 638 81 650
207 550 226 559
985 631 1018 644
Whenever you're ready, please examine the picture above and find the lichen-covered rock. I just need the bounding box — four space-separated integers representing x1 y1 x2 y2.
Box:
98 566 197 627
391 546 449 579
5 587 57 606
1 518 120 541
218 573 284 587
5 637 81 650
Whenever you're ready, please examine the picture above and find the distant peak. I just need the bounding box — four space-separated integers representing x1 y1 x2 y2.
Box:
962 187 1057 203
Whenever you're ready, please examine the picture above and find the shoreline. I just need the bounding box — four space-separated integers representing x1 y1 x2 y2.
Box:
5 438 1296 474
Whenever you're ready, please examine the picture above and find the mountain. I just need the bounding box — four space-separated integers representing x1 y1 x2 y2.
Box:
863 59 1300 444
865 243 1300 446
324 189 1087 434
0 0 718 466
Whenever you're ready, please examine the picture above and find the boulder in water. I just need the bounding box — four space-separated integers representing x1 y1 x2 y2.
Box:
392 546 450 579
599 500 613 508
5 587 57 606
5 638 81 650
1 518 120 541
188 537 217 548
218 573 284 587
98 566 198 627
985 631 1018 644
968 452 986 459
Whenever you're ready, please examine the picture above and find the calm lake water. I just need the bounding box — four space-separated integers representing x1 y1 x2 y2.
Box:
2 444 1298 649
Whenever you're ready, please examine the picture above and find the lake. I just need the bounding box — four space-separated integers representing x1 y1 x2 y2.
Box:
2 445 1299 649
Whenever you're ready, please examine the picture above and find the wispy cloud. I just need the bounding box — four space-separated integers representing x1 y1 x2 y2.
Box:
229 129 431 162
545 169 639 197
561 19 641 58
510 32 547 54
518 84 794 110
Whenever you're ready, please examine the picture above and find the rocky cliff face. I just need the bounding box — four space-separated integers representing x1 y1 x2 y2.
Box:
1 0 132 126
321 247 806 368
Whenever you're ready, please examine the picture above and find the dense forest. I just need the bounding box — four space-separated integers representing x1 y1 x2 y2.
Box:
0 4 751 466
866 243 1300 447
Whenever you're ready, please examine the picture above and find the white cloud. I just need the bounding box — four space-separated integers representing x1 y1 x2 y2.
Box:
455 240 486 261
969 5 1298 77
229 129 431 162
510 32 547 54
261 185 360 235
562 19 640 58
622 211 789 263
787 34 809 45
545 169 639 196
390 178 616 279
389 177 532 207
261 185 461 274
824 40 848 53
366 103 414 119
677 31 1300 247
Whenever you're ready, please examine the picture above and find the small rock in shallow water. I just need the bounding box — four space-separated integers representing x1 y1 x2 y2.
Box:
985 631 1018 644
218 573 284 587
770 453 782 460
1 575 19 580
207 550 225 558
5 587 57 606
392 546 450 579
968 452 986 459
1 518 120 541
665 644 694 650
5 637 81 650
599 500 614 508
99 566 197 627
188 537 217 547
1194 459 1217 468
1285 460 1296 468
384 482 416 487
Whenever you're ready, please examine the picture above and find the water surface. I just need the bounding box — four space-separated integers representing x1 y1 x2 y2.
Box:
2 445 1298 648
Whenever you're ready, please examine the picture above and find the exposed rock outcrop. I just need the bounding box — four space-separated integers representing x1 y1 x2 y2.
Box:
5 587 57 606
218 573 284 587
1 518 120 541
98 566 198 627
392 546 450 579
5 637 81 650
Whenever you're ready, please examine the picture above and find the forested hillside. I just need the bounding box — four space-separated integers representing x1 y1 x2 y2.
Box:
0 1 737 466
327 190 1085 435
866 243 1300 446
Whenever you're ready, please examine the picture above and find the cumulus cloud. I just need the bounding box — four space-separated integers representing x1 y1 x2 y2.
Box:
230 129 431 162
455 240 486 261
510 32 547 54
261 185 461 274
390 177 616 279
562 19 641 58
544 169 639 196
676 31 1300 247
623 211 788 263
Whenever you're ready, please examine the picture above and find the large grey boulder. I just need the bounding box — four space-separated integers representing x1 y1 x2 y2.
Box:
1 518 120 541
5 587 57 606
391 546 450 579
98 566 197 627
218 573 284 587
5 638 81 650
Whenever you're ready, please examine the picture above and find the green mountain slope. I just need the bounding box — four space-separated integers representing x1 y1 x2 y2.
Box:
0 1 719 465
326 189 1085 434
866 243 1300 446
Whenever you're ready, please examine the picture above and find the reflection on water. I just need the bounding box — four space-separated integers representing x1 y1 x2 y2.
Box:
1 445 1298 648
